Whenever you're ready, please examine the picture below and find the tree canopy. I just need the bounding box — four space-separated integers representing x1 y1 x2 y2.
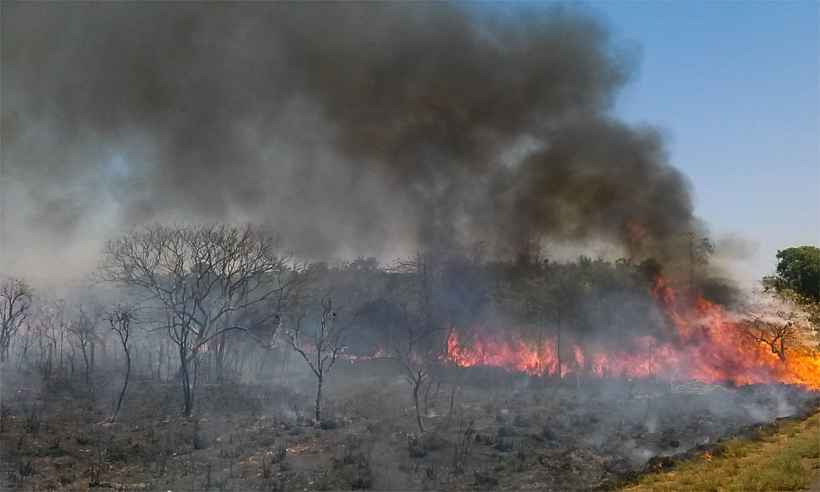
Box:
765 246 820 303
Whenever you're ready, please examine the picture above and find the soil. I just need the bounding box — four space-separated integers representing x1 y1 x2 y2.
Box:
1 361 817 491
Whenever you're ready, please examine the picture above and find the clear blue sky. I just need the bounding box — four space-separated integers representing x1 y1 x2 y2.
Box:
590 1 819 283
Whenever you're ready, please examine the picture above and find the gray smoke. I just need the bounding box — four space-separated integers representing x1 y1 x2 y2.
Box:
2 2 700 268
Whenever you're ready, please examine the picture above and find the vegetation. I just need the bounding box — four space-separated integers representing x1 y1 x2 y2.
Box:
623 411 820 492
1 228 819 491
765 246 820 303
760 245 820 348
0 278 32 364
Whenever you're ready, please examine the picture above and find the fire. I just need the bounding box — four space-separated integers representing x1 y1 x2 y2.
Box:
443 277 820 390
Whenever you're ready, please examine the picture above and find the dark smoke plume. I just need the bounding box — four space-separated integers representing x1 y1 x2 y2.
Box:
2 2 699 268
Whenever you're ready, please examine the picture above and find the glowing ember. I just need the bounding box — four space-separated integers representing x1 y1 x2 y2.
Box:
443 277 820 390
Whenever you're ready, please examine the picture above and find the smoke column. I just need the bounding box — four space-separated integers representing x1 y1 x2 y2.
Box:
2 2 702 274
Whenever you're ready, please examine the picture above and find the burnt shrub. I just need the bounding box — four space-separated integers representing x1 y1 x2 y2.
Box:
18 459 34 478
38 438 66 458
497 425 516 438
261 442 288 478
106 441 130 463
193 431 209 450
319 419 339 430
474 469 499 488
75 435 93 446
0 404 10 432
493 438 514 452
541 425 558 441
260 454 273 480
272 442 287 464
644 455 675 473
332 436 373 490
407 435 427 458
193 420 210 449
23 406 40 434
421 432 449 451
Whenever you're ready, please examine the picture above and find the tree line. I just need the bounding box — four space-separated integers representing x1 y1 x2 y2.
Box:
2 224 815 431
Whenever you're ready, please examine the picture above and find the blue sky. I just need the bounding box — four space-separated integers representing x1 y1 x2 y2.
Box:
589 1 819 283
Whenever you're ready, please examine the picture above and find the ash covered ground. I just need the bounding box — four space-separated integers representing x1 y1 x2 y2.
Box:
1 361 816 491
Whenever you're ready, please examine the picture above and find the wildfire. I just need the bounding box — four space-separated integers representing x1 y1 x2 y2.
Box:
444 277 820 390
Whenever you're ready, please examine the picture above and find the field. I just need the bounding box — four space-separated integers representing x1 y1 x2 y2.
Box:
1 360 817 491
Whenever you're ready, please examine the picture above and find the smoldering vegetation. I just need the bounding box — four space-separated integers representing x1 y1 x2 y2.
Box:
0 226 816 491
0 3 814 491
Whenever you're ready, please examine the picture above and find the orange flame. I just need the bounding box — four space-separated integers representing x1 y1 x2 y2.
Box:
443 277 820 389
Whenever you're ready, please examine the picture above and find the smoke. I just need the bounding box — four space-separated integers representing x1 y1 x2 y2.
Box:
2 2 700 274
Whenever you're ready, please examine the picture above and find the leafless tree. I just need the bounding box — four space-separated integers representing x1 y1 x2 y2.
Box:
284 297 345 423
30 299 67 380
0 278 32 364
388 253 443 434
392 320 437 434
68 304 103 385
107 304 135 422
100 223 298 416
744 312 798 362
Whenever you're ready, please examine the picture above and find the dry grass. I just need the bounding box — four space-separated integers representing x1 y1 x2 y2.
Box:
623 412 820 492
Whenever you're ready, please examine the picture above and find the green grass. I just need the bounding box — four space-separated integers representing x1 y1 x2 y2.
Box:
623 412 820 492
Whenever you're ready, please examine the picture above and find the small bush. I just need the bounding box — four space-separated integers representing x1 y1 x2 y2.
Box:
193 431 210 450
23 406 40 434
407 435 427 458
0 404 10 433
474 469 499 488
75 435 93 446
18 459 34 478
493 438 514 452
420 432 448 451
319 419 339 430
541 425 557 441
272 442 287 464
496 425 515 438
261 441 288 479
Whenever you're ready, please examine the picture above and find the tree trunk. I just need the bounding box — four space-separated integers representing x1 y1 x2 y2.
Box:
179 344 193 417
423 378 434 416
555 322 562 380
413 375 424 433
81 343 91 385
445 384 459 427
216 333 226 382
113 348 131 422
315 373 323 423
90 340 95 377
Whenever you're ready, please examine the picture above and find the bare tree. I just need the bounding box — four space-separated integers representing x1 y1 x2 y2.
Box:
69 305 103 385
30 299 67 380
107 304 135 422
742 289 808 363
100 224 298 416
285 297 345 424
392 318 437 434
0 278 32 364
744 313 798 362
388 253 443 434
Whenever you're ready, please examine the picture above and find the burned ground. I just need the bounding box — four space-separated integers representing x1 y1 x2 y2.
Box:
1 360 816 491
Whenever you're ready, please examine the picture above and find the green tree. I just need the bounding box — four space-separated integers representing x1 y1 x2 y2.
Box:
765 246 820 302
